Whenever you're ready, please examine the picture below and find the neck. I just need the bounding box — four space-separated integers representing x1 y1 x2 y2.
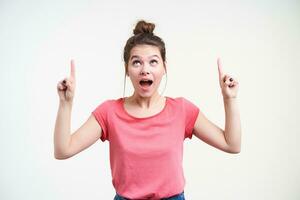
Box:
129 92 163 109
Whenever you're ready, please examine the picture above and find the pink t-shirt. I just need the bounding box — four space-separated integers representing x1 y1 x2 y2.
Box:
92 96 199 199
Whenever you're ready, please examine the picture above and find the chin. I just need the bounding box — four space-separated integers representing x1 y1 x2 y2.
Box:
136 90 156 98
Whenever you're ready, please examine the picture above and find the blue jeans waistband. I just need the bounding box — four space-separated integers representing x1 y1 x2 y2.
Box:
113 191 185 200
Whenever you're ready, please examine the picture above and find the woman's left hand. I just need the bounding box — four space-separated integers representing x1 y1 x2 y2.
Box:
217 58 239 100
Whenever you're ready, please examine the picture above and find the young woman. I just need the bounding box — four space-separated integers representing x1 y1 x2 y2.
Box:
54 20 241 200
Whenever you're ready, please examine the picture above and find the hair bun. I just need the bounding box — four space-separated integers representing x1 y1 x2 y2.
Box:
133 20 155 35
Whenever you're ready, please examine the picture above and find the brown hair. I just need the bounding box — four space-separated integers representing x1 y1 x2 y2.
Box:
123 20 166 74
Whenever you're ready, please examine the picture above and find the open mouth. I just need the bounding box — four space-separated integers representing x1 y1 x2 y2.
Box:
139 79 153 86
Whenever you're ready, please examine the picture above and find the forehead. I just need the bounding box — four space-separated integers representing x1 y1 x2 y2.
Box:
130 44 161 59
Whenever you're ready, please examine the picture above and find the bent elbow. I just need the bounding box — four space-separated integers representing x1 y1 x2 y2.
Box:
230 149 241 154
54 155 67 160
228 147 241 154
54 151 71 160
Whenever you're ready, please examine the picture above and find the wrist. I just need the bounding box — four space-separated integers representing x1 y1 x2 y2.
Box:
59 100 73 107
223 97 237 103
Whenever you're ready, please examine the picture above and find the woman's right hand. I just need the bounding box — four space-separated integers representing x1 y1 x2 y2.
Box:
57 59 76 102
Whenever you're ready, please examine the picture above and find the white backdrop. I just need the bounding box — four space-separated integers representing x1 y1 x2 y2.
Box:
1 0 299 199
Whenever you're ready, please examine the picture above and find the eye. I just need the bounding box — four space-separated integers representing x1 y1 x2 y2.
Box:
132 60 141 66
150 59 158 65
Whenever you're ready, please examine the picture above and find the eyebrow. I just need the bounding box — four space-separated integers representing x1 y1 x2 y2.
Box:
130 55 160 60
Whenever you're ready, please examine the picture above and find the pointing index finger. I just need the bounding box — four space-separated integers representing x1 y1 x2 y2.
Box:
217 57 224 81
70 59 76 79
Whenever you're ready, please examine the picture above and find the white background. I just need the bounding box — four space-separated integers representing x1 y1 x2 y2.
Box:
1 0 299 199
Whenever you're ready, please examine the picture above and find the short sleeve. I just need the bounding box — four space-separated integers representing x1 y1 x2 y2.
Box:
91 100 110 142
182 97 200 139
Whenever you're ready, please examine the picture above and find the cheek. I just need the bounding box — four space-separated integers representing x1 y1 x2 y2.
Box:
128 72 139 83
156 69 166 78
127 68 137 77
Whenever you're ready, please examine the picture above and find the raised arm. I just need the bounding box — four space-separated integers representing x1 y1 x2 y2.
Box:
54 60 102 159
193 58 241 154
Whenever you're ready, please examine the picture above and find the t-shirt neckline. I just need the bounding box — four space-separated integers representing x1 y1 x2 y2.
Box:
120 96 169 120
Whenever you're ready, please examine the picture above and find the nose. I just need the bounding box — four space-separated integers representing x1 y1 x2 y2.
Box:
140 71 150 75
140 65 150 75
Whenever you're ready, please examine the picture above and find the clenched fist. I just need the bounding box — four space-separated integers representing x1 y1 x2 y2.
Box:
217 58 239 100
57 59 76 102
